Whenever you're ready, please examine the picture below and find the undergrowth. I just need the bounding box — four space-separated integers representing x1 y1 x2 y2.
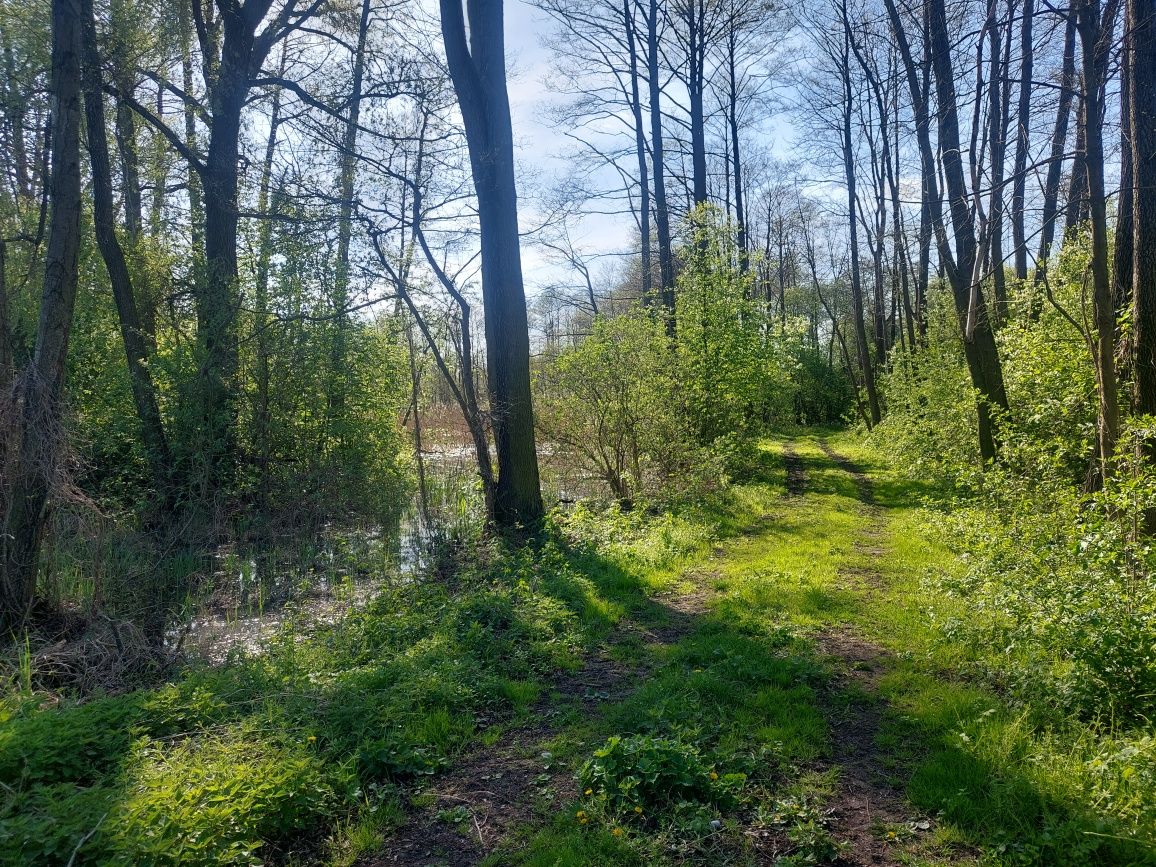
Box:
0 535 613 865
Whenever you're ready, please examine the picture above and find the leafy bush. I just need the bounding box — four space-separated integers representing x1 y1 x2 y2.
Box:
536 307 717 505
933 431 1156 723
578 734 745 818
108 730 342 866
538 207 799 504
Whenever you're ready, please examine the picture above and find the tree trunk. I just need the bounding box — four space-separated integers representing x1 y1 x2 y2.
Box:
839 5 881 425
687 0 708 206
1010 0 1034 281
1114 19 1134 318
192 0 284 506
647 0 676 324
927 0 1010 459
1076 0 1119 479
1065 102 1090 231
440 0 544 530
198 70 244 500
985 0 1008 322
624 0 653 303
1 0 83 630
1031 6 1077 315
0 240 10 393
252 56 287 515
330 0 372 440
1130 0 1156 415
178 0 205 262
727 23 747 270
80 0 174 500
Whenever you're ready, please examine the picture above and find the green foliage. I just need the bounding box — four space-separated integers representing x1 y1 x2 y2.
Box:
757 794 842 865
107 731 341 866
0 535 594 865
675 207 796 446
790 344 855 426
536 308 705 504
870 289 980 484
932 427 1156 724
870 245 1156 724
578 734 720 815
538 208 802 503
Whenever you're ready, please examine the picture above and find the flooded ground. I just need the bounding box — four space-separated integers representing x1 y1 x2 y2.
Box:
174 442 485 663
171 431 613 664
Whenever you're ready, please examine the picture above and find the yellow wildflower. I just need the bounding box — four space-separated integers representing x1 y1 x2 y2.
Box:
634 806 643 814
307 735 316 743
612 828 623 837
584 788 593 795
709 772 718 780
576 810 586 818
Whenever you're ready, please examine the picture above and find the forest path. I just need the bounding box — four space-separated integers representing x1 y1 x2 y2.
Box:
369 435 969 866
808 439 934 865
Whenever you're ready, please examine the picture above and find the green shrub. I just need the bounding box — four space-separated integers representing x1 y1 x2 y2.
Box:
108 729 342 866
578 734 743 816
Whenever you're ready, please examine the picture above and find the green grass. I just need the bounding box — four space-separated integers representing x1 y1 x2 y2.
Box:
3 432 1155 865
495 433 1156 866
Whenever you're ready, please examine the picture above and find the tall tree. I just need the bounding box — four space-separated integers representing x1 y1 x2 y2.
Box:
646 0 676 319
1009 0 1034 281
1074 0 1119 479
122 0 323 506
80 0 174 500
887 0 1010 459
329 0 374 442
1130 0 1156 416
1031 4 1077 313
1 0 82 629
673 0 714 206
836 0 880 424
439 0 544 529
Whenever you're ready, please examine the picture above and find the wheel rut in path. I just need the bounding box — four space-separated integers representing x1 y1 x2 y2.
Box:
810 439 934 866
368 637 643 866
783 441 808 496
369 560 725 864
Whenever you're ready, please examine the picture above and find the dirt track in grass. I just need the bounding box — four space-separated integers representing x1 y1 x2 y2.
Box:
368 439 957 866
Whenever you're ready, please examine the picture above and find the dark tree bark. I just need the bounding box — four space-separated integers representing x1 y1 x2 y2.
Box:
724 12 747 270
1 0 83 630
889 0 1009 459
838 3 880 425
139 0 310 506
1114 15 1133 318
0 240 10 393
1010 0 1034 281
440 0 544 530
679 0 710 206
849 28 896 366
1 41 33 199
623 0 653 302
178 0 206 262
197 0 267 501
646 0 676 322
80 0 174 500
1031 6 1077 313
984 0 1008 322
251 54 287 514
1130 0 1156 415
915 27 933 341
1065 99 1090 231
330 0 372 435
1075 0 1120 478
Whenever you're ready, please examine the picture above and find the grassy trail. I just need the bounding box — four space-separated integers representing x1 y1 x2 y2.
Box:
371 434 982 866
